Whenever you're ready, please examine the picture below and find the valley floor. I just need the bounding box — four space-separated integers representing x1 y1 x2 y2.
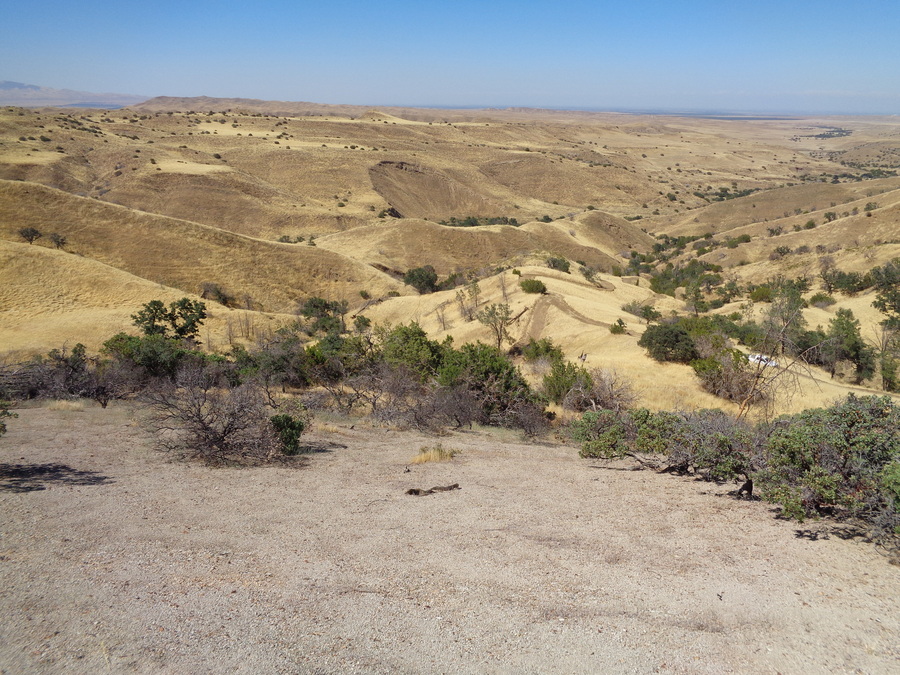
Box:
1 405 898 674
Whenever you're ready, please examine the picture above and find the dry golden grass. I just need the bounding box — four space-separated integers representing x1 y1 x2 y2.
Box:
45 399 86 411
2 103 899 414
0 238 296 354
0 180 406 315
410 443 459 464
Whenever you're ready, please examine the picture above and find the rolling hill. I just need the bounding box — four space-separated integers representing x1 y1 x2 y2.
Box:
2 97 899 412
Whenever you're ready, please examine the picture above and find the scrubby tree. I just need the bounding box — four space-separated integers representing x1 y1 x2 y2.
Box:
684 281 708 316
18 227 42 244
298 297 348 335
638 323 699 363
168 298 209 340
404 266 438 294
760 285 807 356
437 342 538 428
476 303 515 349
872 258 900 330
822 308 876 383
144 364 298 465
132 298 207 341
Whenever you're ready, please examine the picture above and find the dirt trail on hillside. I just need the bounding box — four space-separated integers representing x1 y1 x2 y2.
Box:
520 294 610 344
1 405 898 674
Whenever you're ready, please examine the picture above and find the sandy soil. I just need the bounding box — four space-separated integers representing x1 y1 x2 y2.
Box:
1 405 898 674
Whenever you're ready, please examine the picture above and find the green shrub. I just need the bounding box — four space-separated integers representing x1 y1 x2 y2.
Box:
609 319 627 334
520 279 547 294
629 408 684 455
522 337 563 363
880 461 900 512
437 342 537 428
380 322 445 381
102 333 195 379
809 292 835 308
404 266 438 294
756 395 900 530
0 401 17 438
572 410 629 459
749 285 773 302
543 361 591 405
638 324 699 363
546 256 570 273
270 413 308 455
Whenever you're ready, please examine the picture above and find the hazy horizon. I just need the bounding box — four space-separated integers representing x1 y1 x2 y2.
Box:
3 0 899 115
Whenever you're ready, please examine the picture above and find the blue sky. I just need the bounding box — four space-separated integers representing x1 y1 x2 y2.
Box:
3 0 898 113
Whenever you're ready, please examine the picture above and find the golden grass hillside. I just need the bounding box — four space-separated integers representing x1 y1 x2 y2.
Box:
2 100 900 415
0 180 405 313
0 239 292 356
316 214 651 276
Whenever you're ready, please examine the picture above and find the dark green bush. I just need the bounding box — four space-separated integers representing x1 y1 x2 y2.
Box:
756 395 900 531
102 333 195 379
521 337 564 363
132 298 207 341
270 413 308 455
403 266 438 294
380 322 445 381
546 256 570 273
572 410 629 459
520 279 547 294
543 361 591 405
437 342 536 427
638 324 699 363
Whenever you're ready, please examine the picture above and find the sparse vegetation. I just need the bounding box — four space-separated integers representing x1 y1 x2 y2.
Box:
439 216 519 228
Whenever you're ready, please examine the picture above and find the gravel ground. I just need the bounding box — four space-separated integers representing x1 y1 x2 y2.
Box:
1 404 898 674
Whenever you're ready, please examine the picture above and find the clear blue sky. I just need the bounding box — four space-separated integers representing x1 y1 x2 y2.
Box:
3 0 898 113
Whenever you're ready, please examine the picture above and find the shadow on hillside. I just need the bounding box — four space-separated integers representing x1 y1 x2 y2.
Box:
0 463 114 493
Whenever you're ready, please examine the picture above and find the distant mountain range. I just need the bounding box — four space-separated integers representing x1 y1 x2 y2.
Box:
0 81 148 108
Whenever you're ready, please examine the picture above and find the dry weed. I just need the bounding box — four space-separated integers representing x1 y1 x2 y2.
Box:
410 443 459 464
46 399 86 411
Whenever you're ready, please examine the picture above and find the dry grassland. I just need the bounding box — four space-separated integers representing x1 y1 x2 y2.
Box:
1 101 900 412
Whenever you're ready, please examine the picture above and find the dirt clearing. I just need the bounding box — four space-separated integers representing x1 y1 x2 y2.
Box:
1 405 898 673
